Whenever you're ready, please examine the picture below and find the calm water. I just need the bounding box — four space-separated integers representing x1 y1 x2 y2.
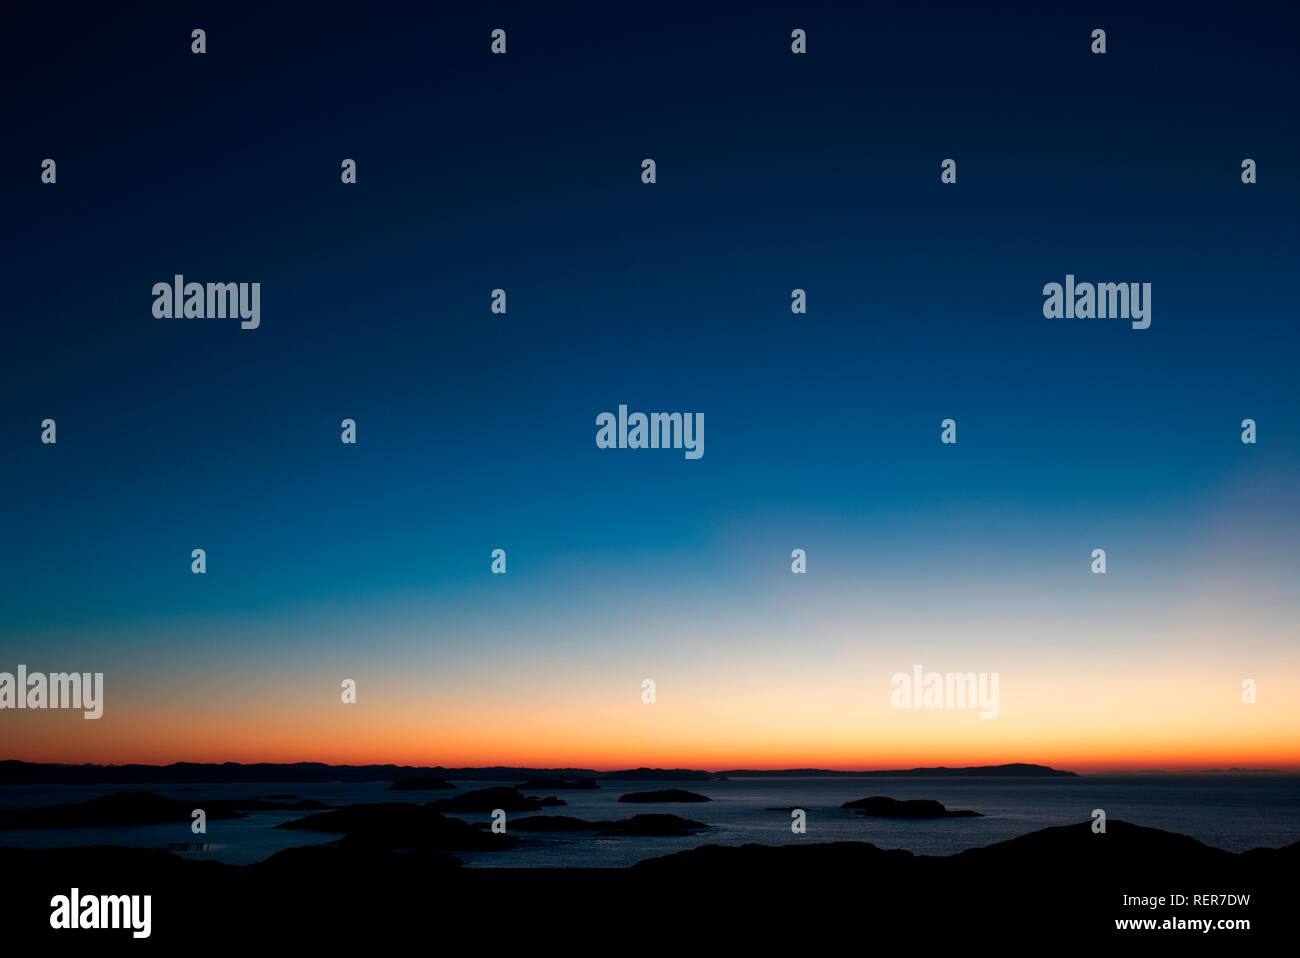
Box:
1 776 1296 868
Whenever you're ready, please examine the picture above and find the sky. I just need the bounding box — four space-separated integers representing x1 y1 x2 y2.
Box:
1 1 1298 772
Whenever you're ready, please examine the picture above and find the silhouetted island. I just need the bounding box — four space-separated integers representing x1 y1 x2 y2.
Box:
505 813 708 836
276 803 516 852
842 796 982 818
427 787 542 812
599 813 709 835
618 789 711 803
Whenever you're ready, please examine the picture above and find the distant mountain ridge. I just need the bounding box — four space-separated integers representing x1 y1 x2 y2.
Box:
0 759 1075 786
720 763 1077 778
0 761 607 786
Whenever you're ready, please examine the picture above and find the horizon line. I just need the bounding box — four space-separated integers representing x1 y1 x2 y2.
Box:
6 758 1299 775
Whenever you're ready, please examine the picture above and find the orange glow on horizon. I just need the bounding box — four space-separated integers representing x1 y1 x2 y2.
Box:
7 745 1300 776
7 654 1298 775
8 713 1299 775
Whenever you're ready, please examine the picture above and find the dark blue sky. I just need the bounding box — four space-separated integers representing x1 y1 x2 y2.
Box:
1 1 1297 767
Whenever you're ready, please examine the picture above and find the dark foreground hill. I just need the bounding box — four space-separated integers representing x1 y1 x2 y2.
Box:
0 820 1292 945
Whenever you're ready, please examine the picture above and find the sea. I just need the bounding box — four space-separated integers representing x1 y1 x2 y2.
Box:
1 776 1296 868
